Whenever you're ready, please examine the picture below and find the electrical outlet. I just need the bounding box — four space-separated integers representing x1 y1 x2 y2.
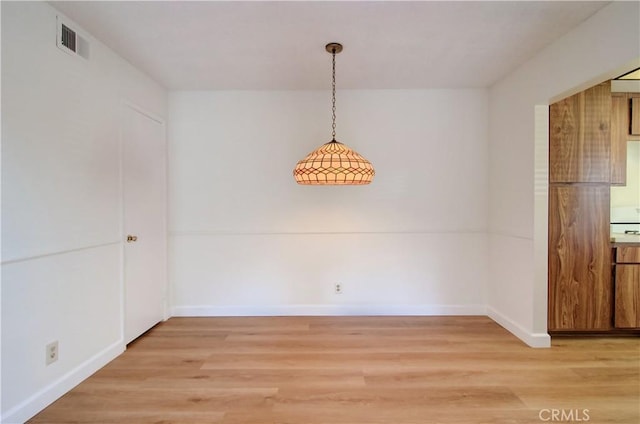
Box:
46 341 59 365
334 283 343 294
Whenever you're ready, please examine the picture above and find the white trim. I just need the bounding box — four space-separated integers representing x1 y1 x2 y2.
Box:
1 341 125 424
533 105 550 338
118 101 126 351
1 241 121 266
487 306 551 348
487 230 533 241
170 230 489 237
171 304 487 317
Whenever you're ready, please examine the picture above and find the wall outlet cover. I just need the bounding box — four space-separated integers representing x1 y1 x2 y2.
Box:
46 341 59 365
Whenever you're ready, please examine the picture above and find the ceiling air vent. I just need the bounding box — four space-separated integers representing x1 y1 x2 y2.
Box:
56 16 90 59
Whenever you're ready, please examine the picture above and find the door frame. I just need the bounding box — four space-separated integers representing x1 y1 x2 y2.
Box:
537 63 640 336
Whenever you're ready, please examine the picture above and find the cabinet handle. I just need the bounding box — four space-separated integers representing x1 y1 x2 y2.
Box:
126 235 138 243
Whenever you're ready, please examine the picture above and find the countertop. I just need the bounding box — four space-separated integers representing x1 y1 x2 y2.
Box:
610 232 640 246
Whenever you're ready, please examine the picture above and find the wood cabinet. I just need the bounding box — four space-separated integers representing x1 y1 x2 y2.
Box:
611 92 640 185
614 247 640 329
611 94 628 185
549 82 611 183
631 97 640 136
548 185 612 331
548 81 614 332
617 246 640 263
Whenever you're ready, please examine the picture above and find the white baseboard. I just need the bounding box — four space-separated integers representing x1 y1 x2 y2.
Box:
487 306 551 348
1 341 125 424
171 304 487 317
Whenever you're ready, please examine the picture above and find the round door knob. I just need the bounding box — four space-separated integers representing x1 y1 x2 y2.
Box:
126 235 138 243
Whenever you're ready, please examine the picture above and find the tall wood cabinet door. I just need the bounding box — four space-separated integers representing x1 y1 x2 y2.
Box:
610 95 628 185
548 185 612 331
631 98 640 136
549 82 611 183
615 265 640 328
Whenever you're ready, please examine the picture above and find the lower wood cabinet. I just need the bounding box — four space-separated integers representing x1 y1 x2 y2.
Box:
614 247 640 329
548 184 612 331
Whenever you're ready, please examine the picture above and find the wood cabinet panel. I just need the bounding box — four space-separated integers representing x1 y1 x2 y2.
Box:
610 95 628 185
617 247 640 263
548 185 612 331
631 97 640 136
549 82 611 183
614 265 640 328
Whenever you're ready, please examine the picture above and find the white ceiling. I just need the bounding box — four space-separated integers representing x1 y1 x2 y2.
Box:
50 1 610 90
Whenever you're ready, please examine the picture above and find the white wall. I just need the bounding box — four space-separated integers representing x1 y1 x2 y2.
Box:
1 2 167 422
169 90 489 316
488 1 640 346
6 3 634 420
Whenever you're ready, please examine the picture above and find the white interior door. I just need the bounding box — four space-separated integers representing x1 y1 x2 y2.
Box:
122 103 167 344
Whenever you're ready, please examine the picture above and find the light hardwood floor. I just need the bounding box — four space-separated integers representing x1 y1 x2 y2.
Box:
29 316 639 423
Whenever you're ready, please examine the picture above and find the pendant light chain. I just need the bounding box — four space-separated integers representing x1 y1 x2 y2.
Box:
331 48 337 141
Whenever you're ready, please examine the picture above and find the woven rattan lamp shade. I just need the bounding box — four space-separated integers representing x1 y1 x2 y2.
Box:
293 140 375 185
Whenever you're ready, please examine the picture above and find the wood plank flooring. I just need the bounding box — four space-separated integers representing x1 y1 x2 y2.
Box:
29 316 639 424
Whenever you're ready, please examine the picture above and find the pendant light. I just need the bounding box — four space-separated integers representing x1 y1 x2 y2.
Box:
293 43 375 185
